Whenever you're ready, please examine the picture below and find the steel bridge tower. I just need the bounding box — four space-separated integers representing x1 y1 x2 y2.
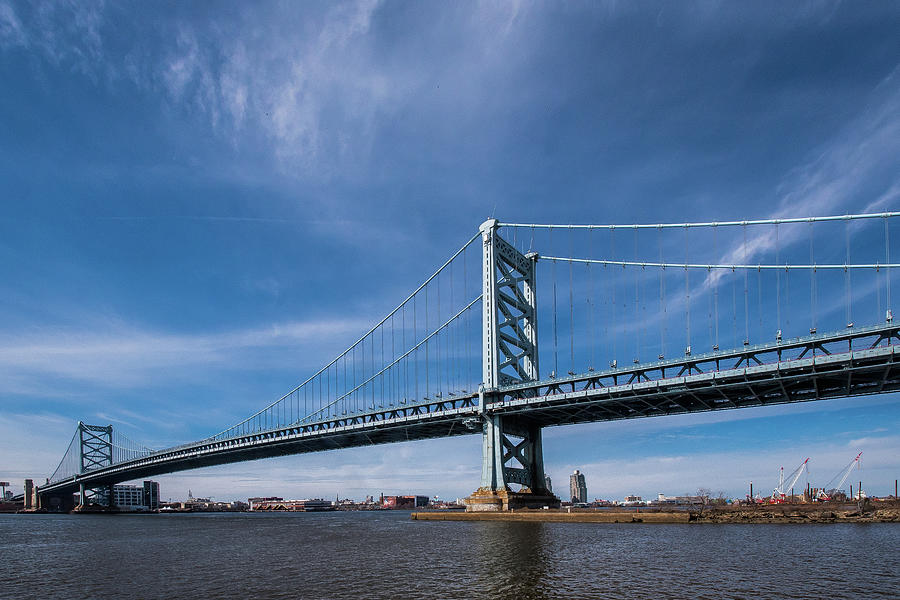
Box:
76 422 115 508
466 219 560 511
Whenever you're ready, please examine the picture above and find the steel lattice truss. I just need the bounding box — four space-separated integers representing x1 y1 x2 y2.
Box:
489 324 900 426
79 424 112 472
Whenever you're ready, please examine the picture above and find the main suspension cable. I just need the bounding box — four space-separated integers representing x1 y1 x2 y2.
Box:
500 211 900 230
537 257 900 270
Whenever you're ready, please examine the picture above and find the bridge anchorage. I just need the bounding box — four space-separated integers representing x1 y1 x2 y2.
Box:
467 219 560 510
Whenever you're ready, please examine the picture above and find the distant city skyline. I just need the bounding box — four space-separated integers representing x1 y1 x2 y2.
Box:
1 2 899 501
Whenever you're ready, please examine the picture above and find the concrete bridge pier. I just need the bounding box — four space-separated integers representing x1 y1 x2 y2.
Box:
38 490 77 513
466 413 559 511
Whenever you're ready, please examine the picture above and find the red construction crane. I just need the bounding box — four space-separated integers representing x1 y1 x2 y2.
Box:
772 458 809 503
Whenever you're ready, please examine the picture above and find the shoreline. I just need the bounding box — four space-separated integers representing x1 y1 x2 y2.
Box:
412 504 900 524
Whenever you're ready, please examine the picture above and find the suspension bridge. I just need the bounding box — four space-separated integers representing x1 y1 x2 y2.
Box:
30 212 900 511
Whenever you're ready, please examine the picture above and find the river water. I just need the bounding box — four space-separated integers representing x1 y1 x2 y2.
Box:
1 512 897 599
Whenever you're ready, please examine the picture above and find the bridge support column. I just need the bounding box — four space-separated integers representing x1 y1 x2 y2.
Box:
466 219 559 511
467 414 558 511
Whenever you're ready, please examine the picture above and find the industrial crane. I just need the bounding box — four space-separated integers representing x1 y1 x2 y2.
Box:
817 452 862 501
772 458 809 503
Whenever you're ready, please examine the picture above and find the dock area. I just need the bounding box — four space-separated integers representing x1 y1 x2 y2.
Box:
411 510 690 523
412 502 900 524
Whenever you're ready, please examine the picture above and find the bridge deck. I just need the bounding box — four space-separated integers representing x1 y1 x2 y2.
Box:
39 324 899 496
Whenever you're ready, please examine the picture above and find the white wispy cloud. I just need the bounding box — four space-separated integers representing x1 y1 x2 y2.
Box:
0 1 547 182
702 67 900 289
0 0 25 47
0 317 370 393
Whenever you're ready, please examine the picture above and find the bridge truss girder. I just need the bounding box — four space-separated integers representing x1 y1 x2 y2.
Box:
489 324 900 428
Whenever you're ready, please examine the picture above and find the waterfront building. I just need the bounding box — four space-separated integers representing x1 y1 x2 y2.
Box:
112 484 146 510
382 495 429 508
24 479 34 510
570 470 587 504
545 476 552 493
250 498 334 511
103 481 162 511
652 493 704 506
248 496 284 510
143 481 160 510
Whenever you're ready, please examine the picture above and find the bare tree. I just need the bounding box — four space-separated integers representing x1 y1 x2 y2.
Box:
696 487 712 505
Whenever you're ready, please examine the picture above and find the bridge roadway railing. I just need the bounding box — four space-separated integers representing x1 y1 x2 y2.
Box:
487 322 900 426
38 323 899 496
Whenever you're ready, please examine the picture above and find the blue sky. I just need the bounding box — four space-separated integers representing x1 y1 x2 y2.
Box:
1 1 899 502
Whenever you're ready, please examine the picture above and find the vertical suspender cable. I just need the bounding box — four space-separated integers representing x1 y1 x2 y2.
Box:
810 221 817 333
877 254 883 324
390 313 394 406
634 227 640 362
450 259 455 393
684 225 691 352
611 227 617 366
776 223 781 334
732 269 738 348
758 266 763 334
425 285 429 398
886 216 892 321
381 320 385 407
402 301 407 403
552 227 559 376
743 224 749 344
707 265 713 349
371 332 376 408
659 226 665 358
464 243 470 388
845 218 852 327
360 338 365 411
437 270 442 396
785 261 790 330
713 226 719 350
589 227 595 370
569 227 575 373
